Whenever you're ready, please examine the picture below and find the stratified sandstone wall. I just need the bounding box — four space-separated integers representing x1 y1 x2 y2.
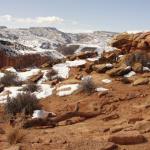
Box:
0 51 50 68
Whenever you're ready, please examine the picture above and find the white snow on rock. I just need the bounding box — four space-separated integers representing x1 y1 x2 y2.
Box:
143 67 150 72
18 68 41 81
66 60 86 67
53 60 87 79
96 87 109 92
53 63 70 79
0 72 5 78
34 84 54 99
32 110 56 119
0 84 54 103
124 71 136 78
4 67 41 81
106 63 113 67
0 86 23 103
87 56 100 62
102 79 112 84
37 70 49 84
6 67 17 73
57 84 79 96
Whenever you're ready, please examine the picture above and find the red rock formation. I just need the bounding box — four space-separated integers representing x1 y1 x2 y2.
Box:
111 32 150 52
0 50 51 68
0 40 63 69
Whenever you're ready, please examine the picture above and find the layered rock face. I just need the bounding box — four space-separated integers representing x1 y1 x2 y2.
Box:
111 32 150 52
0 40 63 69
0 52 50 68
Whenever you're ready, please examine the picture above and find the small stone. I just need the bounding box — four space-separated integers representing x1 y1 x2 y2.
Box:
128 117 143 124
110 126 123 133
103 114 119 121
108 131 146 145
98 91 108 97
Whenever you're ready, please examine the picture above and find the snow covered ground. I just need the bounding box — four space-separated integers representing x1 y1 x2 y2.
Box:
53 59 87 79
5 67 41 81
0 84 54 103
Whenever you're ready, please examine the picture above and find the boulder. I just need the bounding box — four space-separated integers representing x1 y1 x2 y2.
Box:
108 131 146 145
66 140 117 150
133 78 149 86
68 51 98 61
84 62 94 73
132 62 143 73
93 64 113 73
107 65 131 77
28 71 43 83
99 50 122 64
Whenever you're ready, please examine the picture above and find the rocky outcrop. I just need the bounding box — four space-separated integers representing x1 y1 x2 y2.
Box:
111 32 150 52
67 51 98 61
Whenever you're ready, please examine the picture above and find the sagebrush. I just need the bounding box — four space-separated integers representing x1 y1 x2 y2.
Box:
4 93 40 116
80 76 96 94
0 72 22 86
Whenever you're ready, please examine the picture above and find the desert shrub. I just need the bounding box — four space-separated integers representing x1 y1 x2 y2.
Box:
22 83 40 93
4 93 40 116
46 69 57 80
0 72 22 86
7 127 25 145
80 76 96 94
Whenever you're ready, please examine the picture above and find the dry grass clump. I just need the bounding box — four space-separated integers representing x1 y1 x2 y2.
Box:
80 76 96 94
46 69 58 80
22 83 40 93
0 72 22 86
4 93 41 116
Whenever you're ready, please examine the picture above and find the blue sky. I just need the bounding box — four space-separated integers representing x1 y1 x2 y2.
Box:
0 0 149 32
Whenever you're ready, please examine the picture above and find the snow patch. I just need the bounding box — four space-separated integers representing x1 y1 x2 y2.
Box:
34 84 54 99
57 84 79 96
96 87 109 92
87 56 100 62
32 110 56 119
102 79 112 84
66 60 86 67
124 71 136 78
143 67 150 72
53 63 70 79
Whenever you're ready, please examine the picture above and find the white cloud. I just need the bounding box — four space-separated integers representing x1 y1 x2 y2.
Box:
0 15 64 27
